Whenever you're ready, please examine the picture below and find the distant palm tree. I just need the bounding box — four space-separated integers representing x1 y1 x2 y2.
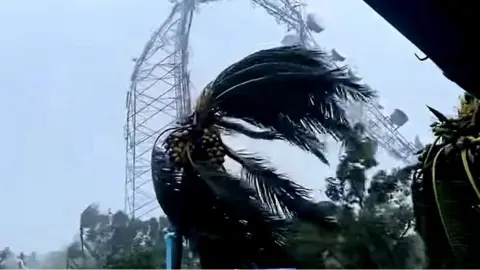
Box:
151 46 375 269
412 93 480 268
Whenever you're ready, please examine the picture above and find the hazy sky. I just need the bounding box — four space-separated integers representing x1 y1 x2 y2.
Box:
0 0 462 253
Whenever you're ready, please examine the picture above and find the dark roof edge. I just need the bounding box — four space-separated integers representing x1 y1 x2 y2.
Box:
363 0 480 98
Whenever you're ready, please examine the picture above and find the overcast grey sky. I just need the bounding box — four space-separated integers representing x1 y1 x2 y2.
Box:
0 0 462 254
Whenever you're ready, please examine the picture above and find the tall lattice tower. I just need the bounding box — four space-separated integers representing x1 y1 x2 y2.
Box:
125 0 421 219
125 0 194 219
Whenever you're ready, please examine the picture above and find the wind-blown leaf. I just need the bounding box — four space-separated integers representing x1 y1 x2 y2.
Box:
151 146 184 225
205 46 375 164
151 146 179 187
427 105 449 122
192 162 297 269
414 142 480 268
226 150 311 212
226 150 338 229
431 148 470 261
214 46 331 82
193 162 286 233
278 124 331 164
217 117 330 164
216 118 281 140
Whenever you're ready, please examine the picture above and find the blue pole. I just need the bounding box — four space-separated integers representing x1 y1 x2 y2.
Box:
164 231 177 270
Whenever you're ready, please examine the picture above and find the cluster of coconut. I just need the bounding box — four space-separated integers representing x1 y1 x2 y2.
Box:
164 126 225 166
200 127 225 166
164 128 191 165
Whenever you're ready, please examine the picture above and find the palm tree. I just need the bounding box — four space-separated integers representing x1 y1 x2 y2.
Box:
412 92 480 268
151 45 375 269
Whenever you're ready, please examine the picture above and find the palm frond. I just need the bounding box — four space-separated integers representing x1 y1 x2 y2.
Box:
203 46 375 163
413 140 480 268
225 150 310 212
151 146 185 224
226 149 339 229
427 105 449 122
430 147 476 265
214 46 330 82
216 118 281 140
194 162 286 232
216 117 330 164
152 146 296 268
192 162 297 269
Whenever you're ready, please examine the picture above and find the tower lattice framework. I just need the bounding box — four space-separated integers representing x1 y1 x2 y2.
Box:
125 0 418 219
125 0 194 218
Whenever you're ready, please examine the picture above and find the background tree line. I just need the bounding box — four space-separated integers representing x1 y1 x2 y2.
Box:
0 206 199 269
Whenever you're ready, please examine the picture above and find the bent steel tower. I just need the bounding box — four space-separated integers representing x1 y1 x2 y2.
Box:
125 0 194 218
125 0 419 219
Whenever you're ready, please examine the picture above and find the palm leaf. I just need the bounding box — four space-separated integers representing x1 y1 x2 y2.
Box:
414 143 480 268
194 162 286 232
413 144 457 269
216 117 330 164
430 147 470 263
152 148 296 268
216 118 281 140
151 146 185 225
226 149 338 229
192 162 297 269
204 46 375 163
427 105 449 122
214 46 330 81
226 149 311 212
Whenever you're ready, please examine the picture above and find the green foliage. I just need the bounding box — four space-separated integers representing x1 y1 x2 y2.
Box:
0 206 199 269
288 123 424 269
102 247 164 269
0 248 12 269
70 206 200 269
47 206 181 268
287 219 339 269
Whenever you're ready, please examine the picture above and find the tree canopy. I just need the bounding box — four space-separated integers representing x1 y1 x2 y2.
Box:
287 123 425 269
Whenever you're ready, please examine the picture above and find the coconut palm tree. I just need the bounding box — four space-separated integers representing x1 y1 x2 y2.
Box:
412 92 480 268
151 45 375 269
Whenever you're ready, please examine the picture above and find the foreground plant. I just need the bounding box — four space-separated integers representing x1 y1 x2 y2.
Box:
151 46 374 268
412 92 480 268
